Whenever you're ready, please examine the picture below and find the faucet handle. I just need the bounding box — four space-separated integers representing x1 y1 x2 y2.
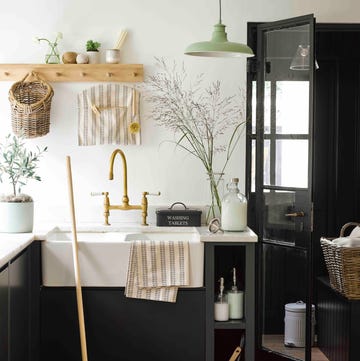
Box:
140 192 161 226
91 191 108 197
91 192 110 225
143 192 161 197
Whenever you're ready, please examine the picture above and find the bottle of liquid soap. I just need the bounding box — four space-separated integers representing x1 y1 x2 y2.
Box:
221 178 247 231
214 277 229 321
227 267 244 319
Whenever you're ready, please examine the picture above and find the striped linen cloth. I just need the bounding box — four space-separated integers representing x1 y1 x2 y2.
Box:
125 240 190 303
77 84 141 146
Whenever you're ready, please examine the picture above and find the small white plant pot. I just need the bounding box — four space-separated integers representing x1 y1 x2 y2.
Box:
86 51 100 64
0 202 34 233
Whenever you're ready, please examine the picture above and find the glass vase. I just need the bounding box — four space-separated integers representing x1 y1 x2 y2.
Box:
205 171 225 224
45 44 60 64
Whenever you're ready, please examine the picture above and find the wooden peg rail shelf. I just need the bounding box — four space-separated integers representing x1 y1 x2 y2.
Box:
0 64 144 82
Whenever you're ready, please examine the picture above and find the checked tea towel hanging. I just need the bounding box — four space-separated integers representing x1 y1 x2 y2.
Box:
77 84 141 146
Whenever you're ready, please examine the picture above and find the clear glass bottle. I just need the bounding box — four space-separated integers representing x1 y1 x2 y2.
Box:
214 277 229 321
221 177 247 231
227 267 244 319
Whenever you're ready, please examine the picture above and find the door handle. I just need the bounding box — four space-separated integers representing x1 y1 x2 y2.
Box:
285 211 305 217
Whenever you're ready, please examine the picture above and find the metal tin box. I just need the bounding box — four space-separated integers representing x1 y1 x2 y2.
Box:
156 202 202 227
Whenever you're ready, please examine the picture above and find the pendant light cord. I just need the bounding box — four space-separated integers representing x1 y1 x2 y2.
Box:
219 0 222 24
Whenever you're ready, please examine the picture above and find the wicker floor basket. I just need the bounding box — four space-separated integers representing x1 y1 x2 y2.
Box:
9 71 54 138
320 222 360 299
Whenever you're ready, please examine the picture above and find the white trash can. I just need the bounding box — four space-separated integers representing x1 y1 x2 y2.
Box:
284 301 315 347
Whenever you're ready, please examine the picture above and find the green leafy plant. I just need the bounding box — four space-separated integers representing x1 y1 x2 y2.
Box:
86 40 101 52
0 134 47 202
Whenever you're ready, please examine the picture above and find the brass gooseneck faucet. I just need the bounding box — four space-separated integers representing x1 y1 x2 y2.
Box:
100 149 160 226
109 149 130 206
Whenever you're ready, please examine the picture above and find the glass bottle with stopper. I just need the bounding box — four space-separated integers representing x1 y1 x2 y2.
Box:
227 267 244 319
221 177 247 231
214 277 229 321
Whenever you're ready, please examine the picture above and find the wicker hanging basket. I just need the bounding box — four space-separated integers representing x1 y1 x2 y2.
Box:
320 222 360 299
9 71 54 138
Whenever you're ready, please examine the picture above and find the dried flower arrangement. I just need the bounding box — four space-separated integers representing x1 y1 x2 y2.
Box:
145 58 246 221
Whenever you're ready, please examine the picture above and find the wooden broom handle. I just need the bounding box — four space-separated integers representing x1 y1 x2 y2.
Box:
66 156 88 361
228 346 241 361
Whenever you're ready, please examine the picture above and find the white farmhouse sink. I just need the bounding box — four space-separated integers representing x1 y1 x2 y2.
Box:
42 226 203 287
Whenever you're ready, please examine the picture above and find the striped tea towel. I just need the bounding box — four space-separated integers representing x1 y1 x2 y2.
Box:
77 84 141 146
125 241 190 303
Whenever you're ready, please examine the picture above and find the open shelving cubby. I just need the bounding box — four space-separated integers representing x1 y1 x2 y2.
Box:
204 239 256 361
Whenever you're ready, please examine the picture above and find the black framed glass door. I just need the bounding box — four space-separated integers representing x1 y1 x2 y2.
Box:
248 14 316 361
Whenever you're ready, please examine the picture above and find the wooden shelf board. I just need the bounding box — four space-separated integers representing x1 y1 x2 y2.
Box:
263 335 329 361
214 319 246 329
0 64 143 82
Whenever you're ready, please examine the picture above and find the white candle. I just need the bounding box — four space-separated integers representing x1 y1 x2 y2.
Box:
228 291 244 319
214 302 229 321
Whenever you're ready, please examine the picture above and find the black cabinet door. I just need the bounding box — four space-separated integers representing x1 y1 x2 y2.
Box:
0 265 9 361
9 250 29 361
40 287 205 361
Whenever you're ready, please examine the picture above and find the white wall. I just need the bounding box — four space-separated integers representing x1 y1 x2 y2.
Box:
0 0 358 224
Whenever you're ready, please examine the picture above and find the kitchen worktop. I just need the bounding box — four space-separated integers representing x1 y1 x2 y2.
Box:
0 223 257 268
0 232 34 268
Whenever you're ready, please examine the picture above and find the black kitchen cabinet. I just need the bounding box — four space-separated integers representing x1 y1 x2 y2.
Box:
9 249 29 361
0 265 9 361
317 277 360 361
0 242 40 361
40 287 205 361
39 237 257 361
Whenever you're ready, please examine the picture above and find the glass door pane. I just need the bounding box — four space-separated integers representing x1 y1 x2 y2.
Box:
276 81 309 134
256 15 315 361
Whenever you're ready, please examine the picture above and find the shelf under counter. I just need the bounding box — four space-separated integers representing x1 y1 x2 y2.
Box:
205 238 256 361
214 319 246 330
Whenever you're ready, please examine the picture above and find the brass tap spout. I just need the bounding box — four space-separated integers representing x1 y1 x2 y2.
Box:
109 149 129 206
103 148 160 226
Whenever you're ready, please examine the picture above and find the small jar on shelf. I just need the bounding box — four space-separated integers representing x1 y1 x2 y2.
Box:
227 267 244 319
214 277 229 321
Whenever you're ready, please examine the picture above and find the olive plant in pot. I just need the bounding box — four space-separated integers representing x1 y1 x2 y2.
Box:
86 40 101 64
0 134 47 233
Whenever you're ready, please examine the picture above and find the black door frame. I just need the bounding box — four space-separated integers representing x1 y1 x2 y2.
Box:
247 20 360 361
247 15 315 361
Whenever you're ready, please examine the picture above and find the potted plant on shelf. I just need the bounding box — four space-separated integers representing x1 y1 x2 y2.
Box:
86 40 101 64
0 134 47 233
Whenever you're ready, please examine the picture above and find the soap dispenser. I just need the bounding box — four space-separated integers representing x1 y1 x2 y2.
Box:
214 277 229 321
227 267 244 319
221 177 247 231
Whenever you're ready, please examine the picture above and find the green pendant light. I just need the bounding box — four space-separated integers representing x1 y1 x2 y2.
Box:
184 0 254 58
